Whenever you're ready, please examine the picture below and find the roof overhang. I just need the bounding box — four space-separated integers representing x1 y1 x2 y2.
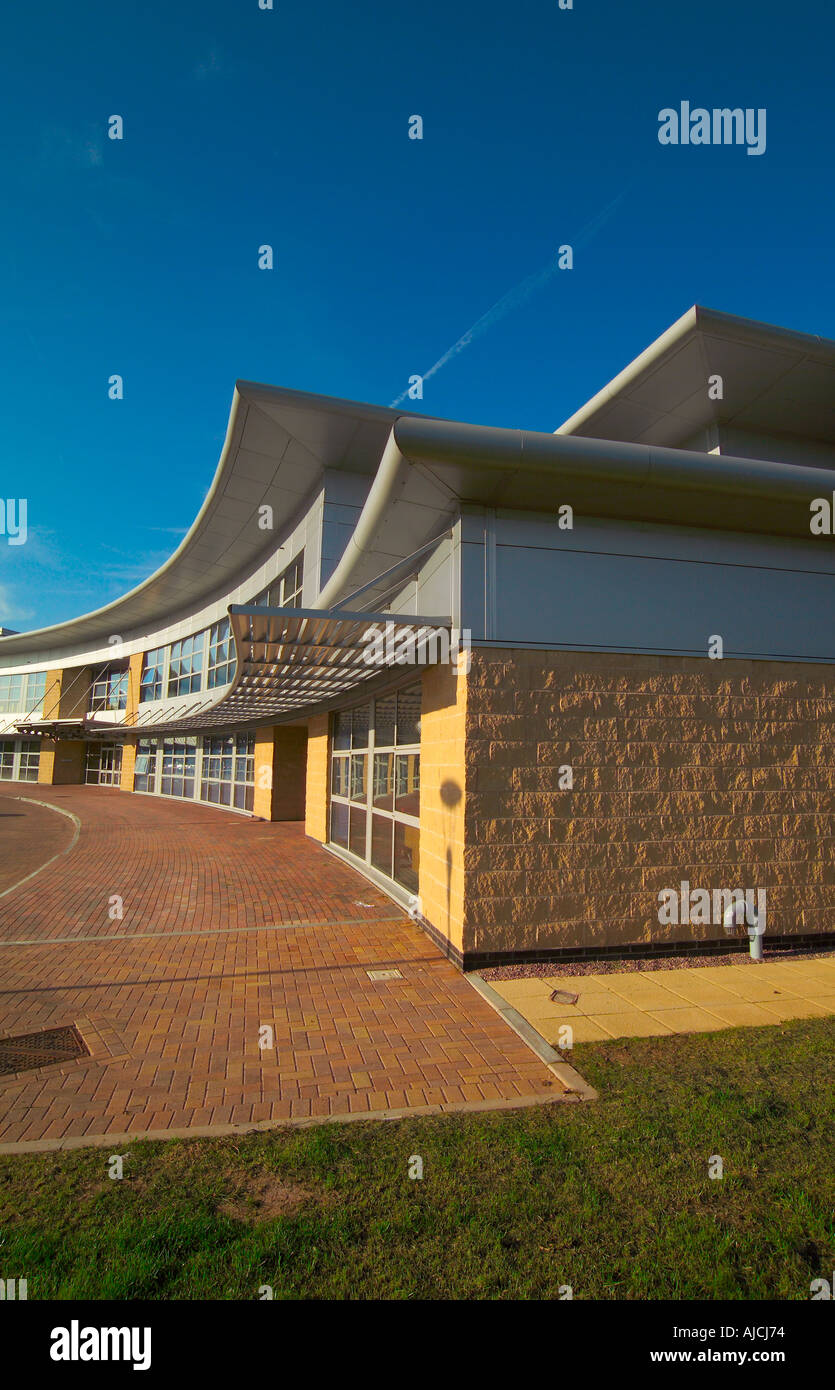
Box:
5 304 835 664
228 604 452 717
99 608 453 738
555 305 835 448
0 386 410 658
13 719 120 741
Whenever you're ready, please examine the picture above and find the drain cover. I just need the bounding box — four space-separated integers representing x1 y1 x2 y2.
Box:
0 1025 88 1077
366 969 402 981
550 989 579 1005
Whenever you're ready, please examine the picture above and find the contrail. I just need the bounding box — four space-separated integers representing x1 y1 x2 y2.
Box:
389 189 629 408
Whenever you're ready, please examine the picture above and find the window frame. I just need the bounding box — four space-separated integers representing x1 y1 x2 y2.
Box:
328 681 421 894
251 551 304 609
139 647 166 704
167 633 205 699
133 551 306 711
90 664 129 713
0 671 47 716
132 732 255 811
139 620 238 707
0 737 41 782
206 618 236 689
84 741 123 785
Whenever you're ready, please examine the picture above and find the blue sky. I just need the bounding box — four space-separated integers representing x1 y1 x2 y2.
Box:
2 0 834 632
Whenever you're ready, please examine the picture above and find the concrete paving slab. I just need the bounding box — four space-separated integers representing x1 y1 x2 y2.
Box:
486 957 835 1043
645 1006 730 1033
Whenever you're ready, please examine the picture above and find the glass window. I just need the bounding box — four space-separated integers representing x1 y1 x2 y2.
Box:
350 704 369 748
0 740 16 779
330 800 349 849
167 634 204 698
396 685 421 745
207 619 236 689
374 694 396 749
26 672 47 716
0 672 47 716
393 821 419 894
89 671 105 712
199 732 254 811
140 648 166 703
280 555 303 608
349 806 366 859
395 753 420 818
134 740 158 792
251 552 304 610
85 742 123 785
370 814 393 877
372 752 393 810
327 682 422 891
350 754 367 802
18 740 40 782
233 733 255 809
331 756 349 799
90 665 128 712
30 672 47 709
160 738 197 798
0 676 23 714
332 710 350 752
201 735 232 805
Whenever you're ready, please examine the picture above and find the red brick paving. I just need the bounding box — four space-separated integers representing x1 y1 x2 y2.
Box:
0 793 75 895
0 785 566 1148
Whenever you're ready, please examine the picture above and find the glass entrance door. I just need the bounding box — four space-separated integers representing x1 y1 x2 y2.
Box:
85 742 123 786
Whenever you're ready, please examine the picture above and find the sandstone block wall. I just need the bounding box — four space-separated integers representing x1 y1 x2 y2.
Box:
464 648 835 955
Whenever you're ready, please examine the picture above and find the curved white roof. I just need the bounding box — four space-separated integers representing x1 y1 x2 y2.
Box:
0 384 402 658
6 304 835 669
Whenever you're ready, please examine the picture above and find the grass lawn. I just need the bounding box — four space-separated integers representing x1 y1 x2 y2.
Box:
1 1016 833 1300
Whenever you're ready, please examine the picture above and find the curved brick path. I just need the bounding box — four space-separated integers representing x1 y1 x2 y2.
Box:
0 785 568 1150
0 794 75 896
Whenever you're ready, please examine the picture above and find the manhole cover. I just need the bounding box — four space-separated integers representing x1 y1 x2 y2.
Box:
0 1025 88 1077
366 969 402 981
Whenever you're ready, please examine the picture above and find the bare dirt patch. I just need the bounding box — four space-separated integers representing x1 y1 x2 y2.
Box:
217 1172 325 1223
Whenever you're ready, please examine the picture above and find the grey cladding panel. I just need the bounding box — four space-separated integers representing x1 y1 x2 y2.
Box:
488 544 835 659
386 545 453 617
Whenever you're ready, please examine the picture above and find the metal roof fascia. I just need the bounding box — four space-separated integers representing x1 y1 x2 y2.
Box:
389 414 835 534
228 604 451 627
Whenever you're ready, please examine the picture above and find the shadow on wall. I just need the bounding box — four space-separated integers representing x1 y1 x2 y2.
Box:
440 777 462 947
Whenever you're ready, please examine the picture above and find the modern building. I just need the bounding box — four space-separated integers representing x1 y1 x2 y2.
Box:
3 305 835 966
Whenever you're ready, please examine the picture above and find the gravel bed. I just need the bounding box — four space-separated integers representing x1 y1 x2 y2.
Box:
479 947 833 982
